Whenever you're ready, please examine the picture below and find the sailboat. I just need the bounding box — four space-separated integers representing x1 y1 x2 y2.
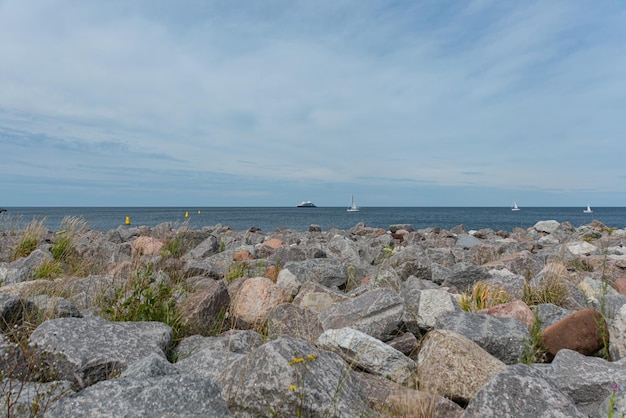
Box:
347 195 359 212
583 203 593 213
511 201 520 211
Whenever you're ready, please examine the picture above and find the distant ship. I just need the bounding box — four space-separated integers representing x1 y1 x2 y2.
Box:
0 208 6 213
297 200 317 208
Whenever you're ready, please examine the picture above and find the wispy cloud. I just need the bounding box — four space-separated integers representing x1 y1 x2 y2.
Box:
1 0 625 206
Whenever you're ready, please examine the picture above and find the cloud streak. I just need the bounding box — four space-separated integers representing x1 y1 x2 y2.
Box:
1 0 625 206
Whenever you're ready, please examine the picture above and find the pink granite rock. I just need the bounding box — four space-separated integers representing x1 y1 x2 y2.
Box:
478 300 535 328
131 236 164 256
613 277 626 295
233 277 291 329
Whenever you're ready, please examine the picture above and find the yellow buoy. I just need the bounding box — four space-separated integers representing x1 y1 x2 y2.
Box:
198 210 201 215
185 211 189 218
125 216 130 225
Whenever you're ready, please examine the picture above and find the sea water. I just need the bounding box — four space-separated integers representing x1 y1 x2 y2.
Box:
1 207 624 233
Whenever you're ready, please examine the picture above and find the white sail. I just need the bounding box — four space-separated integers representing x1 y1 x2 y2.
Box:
347 195 359 212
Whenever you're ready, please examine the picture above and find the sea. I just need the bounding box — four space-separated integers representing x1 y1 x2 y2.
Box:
1 206 624 233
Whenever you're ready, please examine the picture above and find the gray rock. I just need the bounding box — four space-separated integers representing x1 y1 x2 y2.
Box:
534 348 626 417
610 304 626 361
292 280 349 314
4 249 52 284
1 379 73 418
282 258 347 288
461 364 585 417
386 245 433 281
0 293 34 332
436 310 530 364
175 330 264 358
413 288 459 331
183 234 219 259
598 388 626 418
218 337 373 417
121 352 179 379
534 220 561 234
386 331 419 357
441 262 491 292
317 327 418 387
318 287 404 342
456 234 482 249
44 374 232 418
534 303 575 331
29 316 172 388
29 295 82 319
267 303 324 345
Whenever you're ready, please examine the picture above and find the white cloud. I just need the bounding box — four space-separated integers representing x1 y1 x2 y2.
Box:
1 0 625 206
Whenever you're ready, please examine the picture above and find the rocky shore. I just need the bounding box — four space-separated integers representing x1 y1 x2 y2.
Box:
1 218 626 417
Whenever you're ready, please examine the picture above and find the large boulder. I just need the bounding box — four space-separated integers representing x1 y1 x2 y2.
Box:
318 288 404 342
232 277 291 330
317 327 418 388
533 348 626 417
435 310 530 364
282 259 347 288
29 316 172 388
461 364 585 417
217 337 373 417
267 303 324 345
0 293 34 332
292 281 348 314
417 329 507 404
177 279 230 335
541 308 607 358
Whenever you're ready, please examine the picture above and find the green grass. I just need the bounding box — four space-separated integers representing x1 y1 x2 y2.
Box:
459 281 510 313
11 218 47 260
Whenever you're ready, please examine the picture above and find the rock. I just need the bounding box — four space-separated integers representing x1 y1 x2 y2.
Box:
386 332 419 357
275 267 302 297
29 316 172 388
267 303 324 344
131 236 164 256
121 352 179 379
177 279 230 335
610 304 626 360
183 235 219 259
461 364 585 417
541 308 607 358
318 288 404 342
232 249 254 261
2 380 73 417
534 303 575 331
232 276 291 329
355 371 463 418
441 262 491 292
567 241 600 256
317 327 418 387
614 277 626 294
282 258 346 288
218 337 373 417
478 300 535 328
483 250 544 278
533 220 561 234
30 295 82 319
417 329 506 404
0 293 34 332
534 349 626 417
4 249 52 284
390 224 414 233
456 234 482 249
435 310 530 364
598 387 626 418
45 374 232 417
292 281 348 314
412 288 459 331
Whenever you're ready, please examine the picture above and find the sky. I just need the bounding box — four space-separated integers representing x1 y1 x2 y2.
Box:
1 1 625 207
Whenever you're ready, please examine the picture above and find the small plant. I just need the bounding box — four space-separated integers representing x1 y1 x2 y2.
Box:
459 281 510 312
521 312 547 364
33 259 63 279
225 262 249 283
11 218 47 261
161 234 188 258
597 227 616 360
608 384 625 418
99 264 184 344
288 353 318 418
522 276 569 307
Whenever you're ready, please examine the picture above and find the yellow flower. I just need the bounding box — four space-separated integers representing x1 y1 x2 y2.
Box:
306 354 317 360
289 385 297 391
289 357 304 365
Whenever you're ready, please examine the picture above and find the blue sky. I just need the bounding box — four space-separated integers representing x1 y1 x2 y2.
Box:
1 1 625 207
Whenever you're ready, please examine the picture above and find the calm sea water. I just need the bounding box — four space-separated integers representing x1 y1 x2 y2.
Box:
1 207 624 233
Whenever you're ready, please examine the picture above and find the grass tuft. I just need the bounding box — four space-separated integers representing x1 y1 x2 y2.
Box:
459 281 510 313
